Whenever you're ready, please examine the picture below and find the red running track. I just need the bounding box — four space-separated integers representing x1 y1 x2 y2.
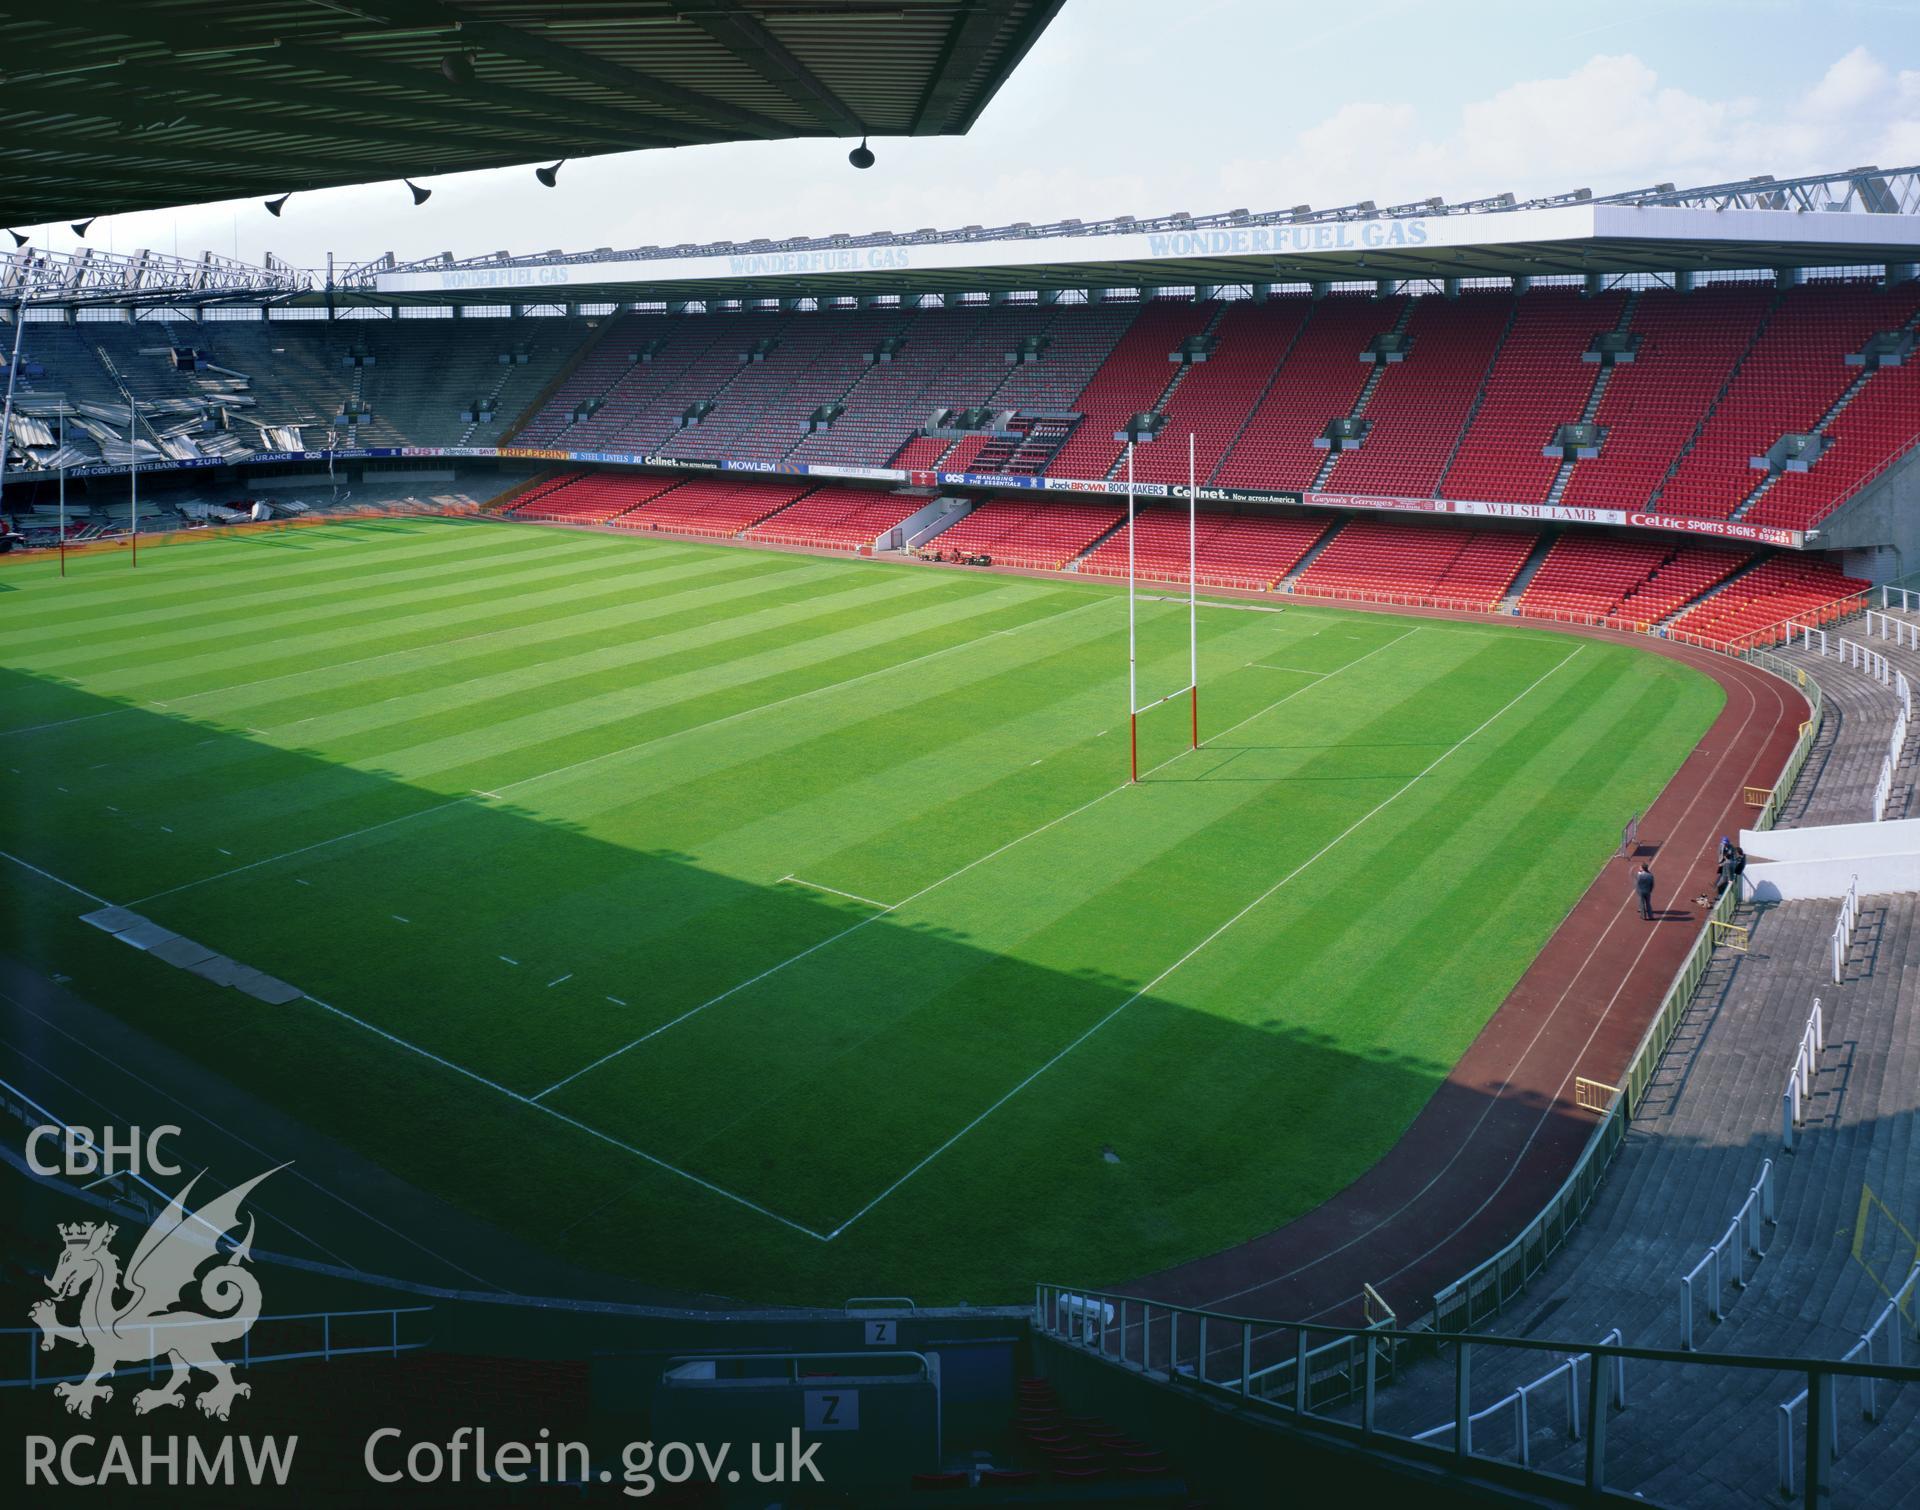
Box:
1123 614 1805 1325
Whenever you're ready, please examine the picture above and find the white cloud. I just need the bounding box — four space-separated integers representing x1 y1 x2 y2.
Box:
1215 46 1915 214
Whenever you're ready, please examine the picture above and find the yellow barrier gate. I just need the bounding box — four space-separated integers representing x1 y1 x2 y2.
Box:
1575 1077 1620 1113
1711 918 1750 952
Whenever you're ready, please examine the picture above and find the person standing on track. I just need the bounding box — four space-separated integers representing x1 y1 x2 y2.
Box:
1634 860 1657 921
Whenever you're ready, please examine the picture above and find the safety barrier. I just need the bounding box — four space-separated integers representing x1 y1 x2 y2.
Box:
1777 1263 1920 1496
1410 1330 1626 1468
1677 1161 1775 1349
1781 998 1826 1152
1742 647 1825 832
1039 1284 1400 1412
1727 590 1873 654
1830 877 1860 984
1861 608 1920 655
2 1306 430 1390
1834 635 1891 686
1873 696 1909 821
1785 620 1828 654
1033 1283 1920 1506
1882 584 1920 614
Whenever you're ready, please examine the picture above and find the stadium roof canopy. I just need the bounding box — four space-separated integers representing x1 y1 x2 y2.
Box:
365 165 1920 305
0 0 1063 228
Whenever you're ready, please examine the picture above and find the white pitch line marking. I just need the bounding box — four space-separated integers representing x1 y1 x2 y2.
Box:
127 795 474 907
392 915 410 924
293 987 826 1239
217 848 233 856
0 709 121 740
606 996 627 1006
0 849 111 906
293 877 308 884
1139 595 1288 614
547 974 572 988
161 827 175 834
533 626 1422 1104
781 875 893 910
500 955 520 966
825 642 1585 1238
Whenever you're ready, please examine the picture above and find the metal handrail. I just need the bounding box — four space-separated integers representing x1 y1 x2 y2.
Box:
1035 1281 1920 1508
2 1307 430 1389
1409 1329 1624 1467
1677 1162 1775 1348
1776 1262 1920 1495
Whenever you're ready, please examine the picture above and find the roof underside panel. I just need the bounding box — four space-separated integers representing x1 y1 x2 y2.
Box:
0 0 1065 226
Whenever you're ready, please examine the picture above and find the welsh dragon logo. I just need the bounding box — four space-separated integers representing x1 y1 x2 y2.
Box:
30 1167 279 1421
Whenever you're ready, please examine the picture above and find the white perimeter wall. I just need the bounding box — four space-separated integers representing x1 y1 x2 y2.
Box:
1740 818 1920 899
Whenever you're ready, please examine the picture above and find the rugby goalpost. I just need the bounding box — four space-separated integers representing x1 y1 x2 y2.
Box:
1125 434 1200 782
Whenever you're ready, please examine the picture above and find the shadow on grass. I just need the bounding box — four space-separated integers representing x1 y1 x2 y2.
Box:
0 662 1595 1317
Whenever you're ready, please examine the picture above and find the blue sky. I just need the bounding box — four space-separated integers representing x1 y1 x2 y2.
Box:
23 0 1920 271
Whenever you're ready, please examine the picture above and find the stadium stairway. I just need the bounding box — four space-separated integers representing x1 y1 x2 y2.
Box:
1497 530 1561 610
1774 638 1917 825
1307 297 1414 491
1312 889 1920 1507
1274 514 1349 589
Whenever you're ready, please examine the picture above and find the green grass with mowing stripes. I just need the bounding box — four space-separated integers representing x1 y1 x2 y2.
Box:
0 518 1722 1303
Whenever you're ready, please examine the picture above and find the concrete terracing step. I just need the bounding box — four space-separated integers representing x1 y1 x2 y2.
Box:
1774 640 1908 826
1356 893 1920 1507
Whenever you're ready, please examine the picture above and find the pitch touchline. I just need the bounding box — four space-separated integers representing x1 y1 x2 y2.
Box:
0 1020 493 1288
1 848 111 907
781 875 894 909
530 625 1420 1104
120 595 1115 908
294 990 830 1240
823 642 1585 1239
14 830 824 1239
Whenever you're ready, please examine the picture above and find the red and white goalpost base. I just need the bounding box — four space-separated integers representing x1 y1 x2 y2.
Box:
1126 435 1201 782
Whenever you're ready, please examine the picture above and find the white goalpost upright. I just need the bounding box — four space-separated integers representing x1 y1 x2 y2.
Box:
1126 434 1200 782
